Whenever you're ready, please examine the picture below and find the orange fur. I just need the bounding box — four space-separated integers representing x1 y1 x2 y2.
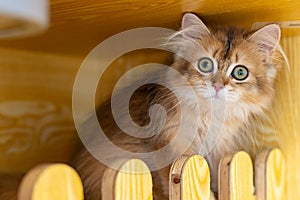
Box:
72 13 284 200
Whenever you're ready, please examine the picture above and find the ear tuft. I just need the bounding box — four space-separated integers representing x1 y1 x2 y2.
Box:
181 13 210 38
249 24 281 55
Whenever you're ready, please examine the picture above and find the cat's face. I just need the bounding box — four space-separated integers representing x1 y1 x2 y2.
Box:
169 14 281 118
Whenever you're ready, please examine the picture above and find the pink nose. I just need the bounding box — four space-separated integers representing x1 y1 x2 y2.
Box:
213 83 224 93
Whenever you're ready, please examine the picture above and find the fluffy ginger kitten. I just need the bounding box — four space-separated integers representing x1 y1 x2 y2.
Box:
72 13 284 200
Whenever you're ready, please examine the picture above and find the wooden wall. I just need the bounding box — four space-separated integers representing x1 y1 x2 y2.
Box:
0 48 81 173
272 29 300 199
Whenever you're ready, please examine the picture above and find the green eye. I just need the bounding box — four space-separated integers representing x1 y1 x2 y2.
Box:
231 65 249 81
197 57 214 73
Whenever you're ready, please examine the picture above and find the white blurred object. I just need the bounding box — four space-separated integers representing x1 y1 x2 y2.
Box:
0 0 49 38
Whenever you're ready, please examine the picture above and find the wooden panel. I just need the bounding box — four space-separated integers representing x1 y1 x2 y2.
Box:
255 149 285 200
263 29 300 200
0 48 168 173
265 150 285 200
218 154 232 200
0 48 82 173
229 152 255 200
182 156 210 200
170 155 210 200
219 152 255 200
170 156 189 199
271 28 300 199
18 163 84 200
102 159 153 200
0 0 299 56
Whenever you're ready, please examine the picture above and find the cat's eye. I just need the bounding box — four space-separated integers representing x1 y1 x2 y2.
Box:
197 58 214 73
231 65 249 81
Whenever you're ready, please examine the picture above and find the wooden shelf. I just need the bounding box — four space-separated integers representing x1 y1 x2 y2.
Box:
0 0 299 57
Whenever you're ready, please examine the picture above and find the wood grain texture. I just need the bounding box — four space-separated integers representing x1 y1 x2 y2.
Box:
255 150 271 200
0 0 299 56
219 152 255 200
102 159 153 200
218 153 234 200
18 163 84 200
170 156 190 200
230 152 255 200
170 155 210 200
0 48 82 174
182 155 210 200
271 29 300 200
0 47 168 173
265 149 285 200
255 149 285 200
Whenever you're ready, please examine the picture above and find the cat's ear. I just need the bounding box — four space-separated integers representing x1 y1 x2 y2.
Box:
181 13 210 38
248 24 281 55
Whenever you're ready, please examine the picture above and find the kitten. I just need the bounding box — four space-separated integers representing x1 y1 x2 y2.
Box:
72 13 283 200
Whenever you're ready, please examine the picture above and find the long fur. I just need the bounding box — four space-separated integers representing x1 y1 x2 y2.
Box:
0 14 286 200
72 14 286 200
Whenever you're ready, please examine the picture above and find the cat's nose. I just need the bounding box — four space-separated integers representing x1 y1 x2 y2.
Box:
213 83 224 93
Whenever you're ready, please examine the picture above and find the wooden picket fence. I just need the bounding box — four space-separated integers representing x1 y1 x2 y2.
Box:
17 149 285 200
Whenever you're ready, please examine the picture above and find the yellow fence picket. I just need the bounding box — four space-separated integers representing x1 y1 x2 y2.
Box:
219 151 255 200
102 159 153 200
255 149 286 200
170 155 210 200
18 163 84 200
